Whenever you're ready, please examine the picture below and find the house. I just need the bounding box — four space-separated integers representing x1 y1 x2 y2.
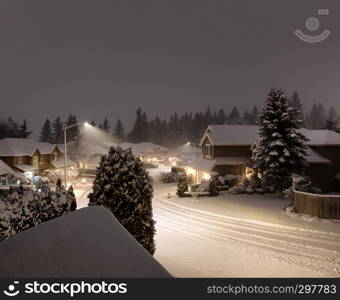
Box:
192 125 340 192
0 138 75 183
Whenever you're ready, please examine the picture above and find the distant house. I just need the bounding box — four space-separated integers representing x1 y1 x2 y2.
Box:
0 138 75 182
191 125 340 192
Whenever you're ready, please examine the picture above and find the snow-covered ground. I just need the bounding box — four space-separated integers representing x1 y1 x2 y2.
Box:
73 168 340 278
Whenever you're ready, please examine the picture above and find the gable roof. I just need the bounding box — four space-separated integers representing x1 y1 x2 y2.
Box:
199 125 259 146
200 125 340 147
0 139 61 157
0 138 39 156
0 159 14 175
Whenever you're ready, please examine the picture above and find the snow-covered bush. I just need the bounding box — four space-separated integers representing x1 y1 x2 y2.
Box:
218 174 241 190
143 162 158 169
208 174 220 196
88 147 155 255
160 172 179 183
228 185 246 194
0 182 76 243
293 175 322 194
242 174 263 190
176 173 190 197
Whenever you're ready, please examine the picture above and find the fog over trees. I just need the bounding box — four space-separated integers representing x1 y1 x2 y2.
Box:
1 92 340 148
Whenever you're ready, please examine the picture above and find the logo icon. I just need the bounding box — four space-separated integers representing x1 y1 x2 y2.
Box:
3 281 20 297
295 9 331 43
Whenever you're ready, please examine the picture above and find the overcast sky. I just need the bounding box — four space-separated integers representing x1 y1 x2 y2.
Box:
0 0 339 134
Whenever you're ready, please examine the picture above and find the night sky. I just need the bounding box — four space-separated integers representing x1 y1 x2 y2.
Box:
0 0 339 135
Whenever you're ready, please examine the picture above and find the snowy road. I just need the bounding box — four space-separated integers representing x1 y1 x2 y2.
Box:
73 173 340 277
153 185 340 277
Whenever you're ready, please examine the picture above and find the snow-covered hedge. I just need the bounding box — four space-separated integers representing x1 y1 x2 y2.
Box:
218 175 242 190
160 172 179 183
0 181 76 243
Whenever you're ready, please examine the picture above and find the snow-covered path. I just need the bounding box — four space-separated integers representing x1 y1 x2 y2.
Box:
153 185 340 277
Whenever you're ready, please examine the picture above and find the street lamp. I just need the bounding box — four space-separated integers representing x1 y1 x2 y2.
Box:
63 121 89 187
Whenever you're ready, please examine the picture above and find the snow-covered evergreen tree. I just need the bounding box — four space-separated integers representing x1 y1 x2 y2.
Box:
88 146 155 254
176 173 189 197
253 89 309 192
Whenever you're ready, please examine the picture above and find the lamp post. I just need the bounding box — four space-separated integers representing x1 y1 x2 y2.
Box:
63 122 88 187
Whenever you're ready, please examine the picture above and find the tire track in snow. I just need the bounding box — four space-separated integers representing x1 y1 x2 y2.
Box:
154 199 340 276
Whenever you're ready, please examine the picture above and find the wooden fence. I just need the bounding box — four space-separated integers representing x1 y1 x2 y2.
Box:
293 189 340 219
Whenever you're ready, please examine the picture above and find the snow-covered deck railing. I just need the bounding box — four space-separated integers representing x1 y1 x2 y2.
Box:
0 206 171 278
293 189 340 220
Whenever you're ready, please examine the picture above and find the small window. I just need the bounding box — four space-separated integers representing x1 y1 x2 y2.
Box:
206 145 212 158
17 156 23 164
51 153 57 161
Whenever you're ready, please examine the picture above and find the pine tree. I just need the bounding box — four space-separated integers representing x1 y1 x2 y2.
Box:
88 147 155 254
215 109 227 125
308 103 326 129
66 114 80 142
253 89 309 192
39 118 53 143
228 106 241 124
6 117 20 137
114 119 125 140
128 108 148 143
52 117 64 144
324 107 339 132
18 119 32 138
289 92 304 126
250 106 259 125
102 116 110 133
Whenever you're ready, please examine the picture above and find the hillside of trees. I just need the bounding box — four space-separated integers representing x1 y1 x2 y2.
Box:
1 92 339 148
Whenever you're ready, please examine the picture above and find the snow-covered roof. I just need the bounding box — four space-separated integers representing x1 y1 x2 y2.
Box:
0 138 39 156
188 157 216 172
200 125 259 146
49 158 76 169
36 142 58 154
200 125 340 147
13 164 37 172
306 148 331 164
0 159 14 175
0 138 61 157
0 207 171 277
215 156 251 165
300 128 340 146
119 142 168 156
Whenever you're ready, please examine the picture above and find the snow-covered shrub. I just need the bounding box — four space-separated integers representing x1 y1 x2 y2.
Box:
228 186 246 194
177 173 190 198
0 182 76 243
218 174 241 190
245 187 255 194
143 162 158 169
88 147 155 255
160 172 178 183
293 175 322 194
208 174 220 196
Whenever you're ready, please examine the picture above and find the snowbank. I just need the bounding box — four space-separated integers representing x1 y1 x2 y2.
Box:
0 206 171 278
